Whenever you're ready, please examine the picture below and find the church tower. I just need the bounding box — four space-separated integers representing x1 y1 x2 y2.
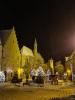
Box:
34 38 37 56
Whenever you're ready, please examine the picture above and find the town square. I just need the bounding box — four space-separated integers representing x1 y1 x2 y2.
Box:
0 0 75 100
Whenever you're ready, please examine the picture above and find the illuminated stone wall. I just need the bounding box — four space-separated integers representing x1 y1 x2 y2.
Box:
21 46 34 67
20 39 44 69
2 27 21 71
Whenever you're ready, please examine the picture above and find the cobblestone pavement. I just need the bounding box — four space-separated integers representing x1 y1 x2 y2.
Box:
0 81 74 100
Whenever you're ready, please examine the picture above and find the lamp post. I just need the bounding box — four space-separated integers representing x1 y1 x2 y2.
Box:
70 64 73 81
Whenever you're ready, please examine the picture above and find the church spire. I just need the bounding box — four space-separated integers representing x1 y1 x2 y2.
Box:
12 26 15 33
34 38 37 55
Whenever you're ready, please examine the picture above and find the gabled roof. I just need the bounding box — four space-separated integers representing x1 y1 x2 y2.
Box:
21 46 34 57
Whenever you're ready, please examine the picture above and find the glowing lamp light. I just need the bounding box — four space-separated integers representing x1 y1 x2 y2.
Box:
18 68 23 79
67 69 71 76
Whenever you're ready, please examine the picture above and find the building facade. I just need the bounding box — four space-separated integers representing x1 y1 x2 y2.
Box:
0 27 21 72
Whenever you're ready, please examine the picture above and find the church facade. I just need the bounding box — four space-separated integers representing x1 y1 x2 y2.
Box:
65 52 75 81
20 38 44 69
0 27 21 72
0 27 44 80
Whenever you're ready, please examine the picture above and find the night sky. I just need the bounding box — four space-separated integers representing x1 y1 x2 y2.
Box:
0 0 75 62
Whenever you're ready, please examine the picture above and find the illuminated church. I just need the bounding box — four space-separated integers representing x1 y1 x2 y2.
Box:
0 27 44 74
21 38 44 68
0 27 21 72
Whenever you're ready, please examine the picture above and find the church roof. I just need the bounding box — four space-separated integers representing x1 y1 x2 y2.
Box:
21 46 34 57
